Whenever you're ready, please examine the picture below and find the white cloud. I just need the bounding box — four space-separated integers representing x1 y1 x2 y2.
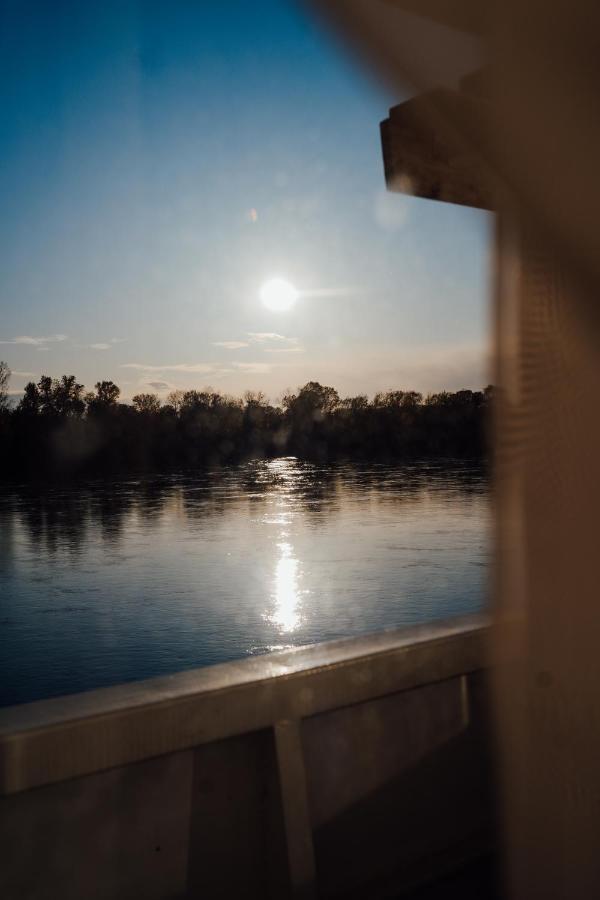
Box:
213 341 250 350
88 343 111 351
12 370 36 378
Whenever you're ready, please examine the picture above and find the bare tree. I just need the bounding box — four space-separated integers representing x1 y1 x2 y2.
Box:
132 393 161 413
166 390 185 413
0 361 11 409
243 390 268 408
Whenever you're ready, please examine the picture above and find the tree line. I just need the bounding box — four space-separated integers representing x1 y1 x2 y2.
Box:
0 363 492 478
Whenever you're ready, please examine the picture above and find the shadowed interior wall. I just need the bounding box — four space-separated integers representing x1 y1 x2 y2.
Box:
303 672 492 898
0 752 193 900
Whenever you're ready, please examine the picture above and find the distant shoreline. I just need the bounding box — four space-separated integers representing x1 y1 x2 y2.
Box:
0 376 492 480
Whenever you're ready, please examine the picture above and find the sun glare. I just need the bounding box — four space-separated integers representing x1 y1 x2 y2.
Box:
259 278 298 312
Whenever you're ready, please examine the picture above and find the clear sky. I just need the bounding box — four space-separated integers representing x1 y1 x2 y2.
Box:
0 0 491 402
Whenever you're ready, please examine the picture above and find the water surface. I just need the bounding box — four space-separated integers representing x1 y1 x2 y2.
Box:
0 458 489 707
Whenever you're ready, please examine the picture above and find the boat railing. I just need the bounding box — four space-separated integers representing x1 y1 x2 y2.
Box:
0 613 492 899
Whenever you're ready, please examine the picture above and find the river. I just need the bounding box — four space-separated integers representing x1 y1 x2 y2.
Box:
0 458 489 707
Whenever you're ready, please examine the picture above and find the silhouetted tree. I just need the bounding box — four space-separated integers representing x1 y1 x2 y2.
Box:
87 381 120 413
244 390 268 407
0 374 492 479
0 361 10 409
18 375 84 416
165 390 185 413
402 390 423 408
18 381 41 414
132 393 161 413
54 375 85 416
284 382 340 417
340 395 369 412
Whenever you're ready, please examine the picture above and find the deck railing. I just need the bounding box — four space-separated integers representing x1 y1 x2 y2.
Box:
0 614 492 899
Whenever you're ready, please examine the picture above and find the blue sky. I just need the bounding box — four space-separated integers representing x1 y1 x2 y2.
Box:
0 0 490 401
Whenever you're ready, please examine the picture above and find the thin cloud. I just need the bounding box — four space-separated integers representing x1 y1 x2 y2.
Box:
264 347 305 354
146 381 171 391
248 333 300 354
232 362 272 374
121 362 215 374
212 333 299 351
247 332 296 344
12 370 36 378
0 334 68 346
77 338 124 350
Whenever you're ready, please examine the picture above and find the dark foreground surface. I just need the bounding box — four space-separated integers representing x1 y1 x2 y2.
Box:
404 856 500 900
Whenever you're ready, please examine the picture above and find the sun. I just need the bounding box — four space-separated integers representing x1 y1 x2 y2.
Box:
259 278 298 312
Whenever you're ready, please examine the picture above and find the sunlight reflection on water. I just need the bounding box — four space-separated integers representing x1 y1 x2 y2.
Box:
270 541 302 633
265 459 304 634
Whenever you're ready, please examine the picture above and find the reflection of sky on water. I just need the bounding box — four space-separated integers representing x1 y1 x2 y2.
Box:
0 458 490 707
